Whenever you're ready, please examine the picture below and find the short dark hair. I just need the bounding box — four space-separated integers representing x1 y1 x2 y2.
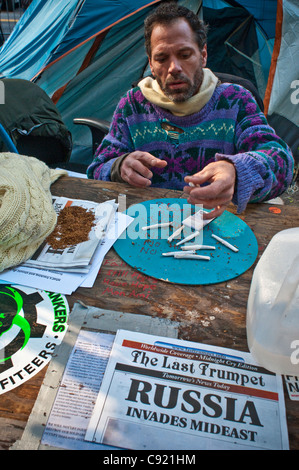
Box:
144 2 208 57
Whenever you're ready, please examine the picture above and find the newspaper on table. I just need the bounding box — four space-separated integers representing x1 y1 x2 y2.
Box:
284 375 299 401
41 330 117 450
0 196 133 294
0 210 132 295
85 330 289 450
23 196 118 273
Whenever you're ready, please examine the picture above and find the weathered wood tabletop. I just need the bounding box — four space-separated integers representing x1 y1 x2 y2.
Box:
0 176 298 450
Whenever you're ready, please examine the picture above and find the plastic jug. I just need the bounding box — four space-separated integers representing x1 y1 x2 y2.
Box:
246 227 299 375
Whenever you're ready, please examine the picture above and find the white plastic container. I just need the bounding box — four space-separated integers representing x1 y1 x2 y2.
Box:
246 227 299 375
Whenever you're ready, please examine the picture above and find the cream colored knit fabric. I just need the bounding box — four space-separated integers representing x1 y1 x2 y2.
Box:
139 68 219 116
0 153 67 272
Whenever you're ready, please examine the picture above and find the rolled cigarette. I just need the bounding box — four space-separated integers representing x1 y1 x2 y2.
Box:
142 222 172 230
162 250 195 256
181 244 215 250
176 230 200 246
167 225 184 242
171 251 196 257
211 234 238 252
174 253 210 260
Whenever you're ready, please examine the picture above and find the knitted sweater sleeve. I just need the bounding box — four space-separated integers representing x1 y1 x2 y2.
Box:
215 86 294 213
87 92 134 180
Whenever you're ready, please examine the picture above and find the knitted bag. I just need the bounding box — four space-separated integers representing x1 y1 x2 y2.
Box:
0 153 67 272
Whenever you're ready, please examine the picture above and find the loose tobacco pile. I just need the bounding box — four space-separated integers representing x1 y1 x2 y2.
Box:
47 205 96 249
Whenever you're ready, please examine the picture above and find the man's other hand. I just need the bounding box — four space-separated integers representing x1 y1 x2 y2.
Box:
121 151 167 187
184 160 236 219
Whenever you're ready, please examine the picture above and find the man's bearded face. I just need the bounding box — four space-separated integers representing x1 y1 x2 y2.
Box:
149 19 207 103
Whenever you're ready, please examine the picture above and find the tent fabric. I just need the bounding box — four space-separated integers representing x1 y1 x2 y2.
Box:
264 0 283 115
204 5 262 93
202 0 277 100
0 0 161 82
0 0 297 165
0 0 81 81
264 0 299 164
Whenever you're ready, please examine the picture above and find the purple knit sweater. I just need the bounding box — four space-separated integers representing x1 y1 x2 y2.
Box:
87 83 294 213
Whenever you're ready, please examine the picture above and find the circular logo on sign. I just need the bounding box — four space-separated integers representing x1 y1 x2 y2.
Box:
0 284 69 394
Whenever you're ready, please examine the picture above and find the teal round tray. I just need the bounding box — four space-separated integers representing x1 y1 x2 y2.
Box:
113 198 258 285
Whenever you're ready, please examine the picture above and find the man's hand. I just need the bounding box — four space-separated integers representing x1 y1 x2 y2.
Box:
120 151 167 187
184 160 236 219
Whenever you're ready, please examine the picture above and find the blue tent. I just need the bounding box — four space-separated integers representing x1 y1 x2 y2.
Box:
0 0 297 166
0 0 161 81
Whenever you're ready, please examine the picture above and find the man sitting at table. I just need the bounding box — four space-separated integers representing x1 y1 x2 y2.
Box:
87 2 294 219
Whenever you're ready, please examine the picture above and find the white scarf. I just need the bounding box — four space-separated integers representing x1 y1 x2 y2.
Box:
139 68 219 116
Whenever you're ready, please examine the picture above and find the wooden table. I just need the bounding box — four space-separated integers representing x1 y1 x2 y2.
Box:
1 176 298 450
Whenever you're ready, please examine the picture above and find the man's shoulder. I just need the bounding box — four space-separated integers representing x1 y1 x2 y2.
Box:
217 81 251 97
121 85 147 101
117 85 151 110
216 81 262 108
